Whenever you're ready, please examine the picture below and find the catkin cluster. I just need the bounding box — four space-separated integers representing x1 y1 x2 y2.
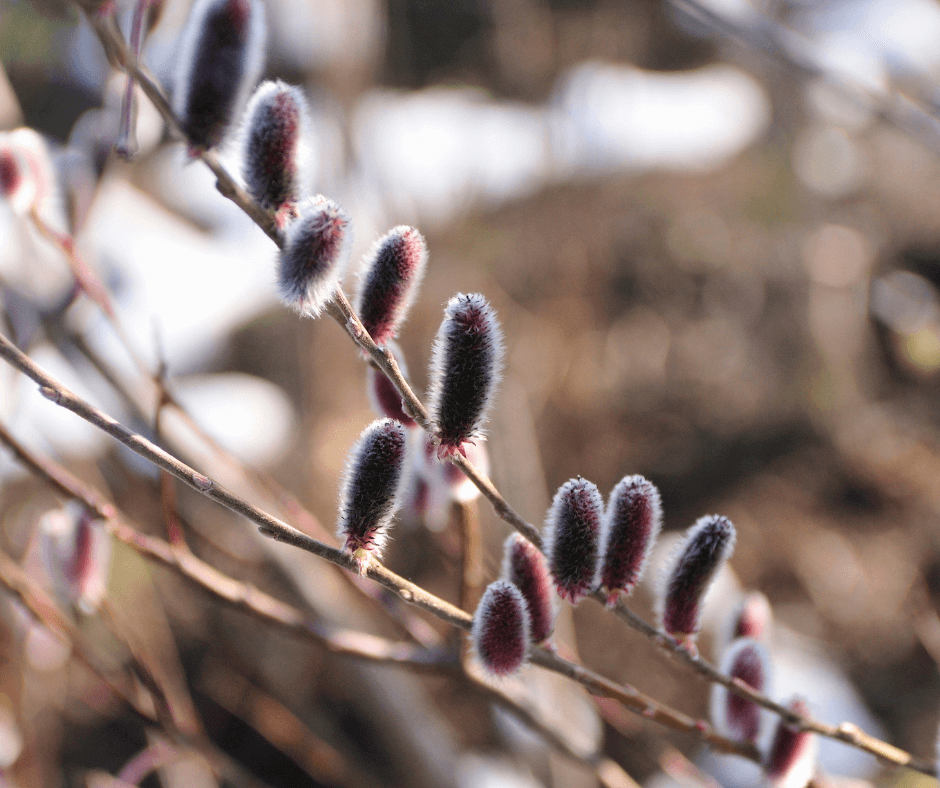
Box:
166 8 833 784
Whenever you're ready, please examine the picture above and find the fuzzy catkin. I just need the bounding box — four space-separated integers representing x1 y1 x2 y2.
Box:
173 0 265 152
426 293 503 458
660 514 736 645
502 534 555 643
355 226 427 347
765 699 817 788
278 196 351 315
471 580 531 678
241 80 308 218
337 419 408 572
709 639 770 744
543 477 604 605
597 474 662 607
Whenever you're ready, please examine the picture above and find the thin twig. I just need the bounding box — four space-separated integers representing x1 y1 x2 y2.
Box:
0 550 280 788
0 420 448 671
0 336 760 762
72 13 939 774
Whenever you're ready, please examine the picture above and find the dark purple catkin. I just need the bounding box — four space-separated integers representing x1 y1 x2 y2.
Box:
427 293 503 459
241 80 309 224
278 196 351 315
597 474 662 607
765 699 817 788
173 0 265 153
366 340 415 427
709 639 770 744
659 514 735 652
543 478 604 605
337 419 408 574
502 534 555 643
471 580 531 678
355 226 427 347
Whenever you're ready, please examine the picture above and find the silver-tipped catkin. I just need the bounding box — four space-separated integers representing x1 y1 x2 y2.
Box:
173 0 265 152
765 699 817 788
471 580 531 678
502 534 555 643
337 419 408 573
427 293 503 458
542 477 604 605
709 638 770 744
659 514 735 650
355 225 427 347
597 474 662 607
278 196 351 315
241 80 309 222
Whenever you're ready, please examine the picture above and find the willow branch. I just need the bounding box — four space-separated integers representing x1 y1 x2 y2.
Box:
0 333 760 760
76 15 938 774
0 420 446 671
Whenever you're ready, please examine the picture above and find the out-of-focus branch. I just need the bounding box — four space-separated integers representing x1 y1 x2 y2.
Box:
86 11 281 244
0 334 762 762
670 0 940 158
71 12 939 774
0 420 448 671
0 551 279 788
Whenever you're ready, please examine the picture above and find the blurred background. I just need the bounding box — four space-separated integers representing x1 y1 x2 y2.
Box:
3 0 940 785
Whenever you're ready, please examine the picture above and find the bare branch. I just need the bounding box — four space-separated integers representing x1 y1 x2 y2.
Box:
0 333 762 761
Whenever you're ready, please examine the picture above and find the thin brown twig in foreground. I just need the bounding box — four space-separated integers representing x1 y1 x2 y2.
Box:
0 334 759 762
0 551 280 788
0 420 447 671
72 15 938 774
1 422 642 784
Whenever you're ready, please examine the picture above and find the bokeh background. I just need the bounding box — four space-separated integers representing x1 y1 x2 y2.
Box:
3 0 940 786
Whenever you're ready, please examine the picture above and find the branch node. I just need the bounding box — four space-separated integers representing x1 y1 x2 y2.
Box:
39 385 60 403
192 473 213 491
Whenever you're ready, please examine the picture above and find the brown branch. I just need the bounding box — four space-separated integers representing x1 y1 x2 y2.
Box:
0 334 760 761
0 420 447 671
71 12 939 774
